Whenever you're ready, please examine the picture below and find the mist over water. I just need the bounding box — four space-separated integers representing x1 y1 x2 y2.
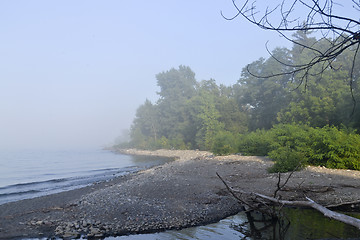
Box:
0 1 294 152
0 149 171 205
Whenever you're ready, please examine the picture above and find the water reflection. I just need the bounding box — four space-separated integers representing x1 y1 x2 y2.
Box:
108 208 360 240
230 211 289 239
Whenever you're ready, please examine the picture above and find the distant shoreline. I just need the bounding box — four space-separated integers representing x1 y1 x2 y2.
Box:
112 147 212 160
1 149 360 239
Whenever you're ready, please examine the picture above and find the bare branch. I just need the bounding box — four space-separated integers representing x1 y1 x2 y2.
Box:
273 163 301 198
223 0 360 97
217 171 360 230
255 193 360 229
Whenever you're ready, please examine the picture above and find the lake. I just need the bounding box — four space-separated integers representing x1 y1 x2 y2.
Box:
1 149 360 239
0 149 171 205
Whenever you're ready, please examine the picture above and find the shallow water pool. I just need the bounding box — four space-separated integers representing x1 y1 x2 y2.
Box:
107 208 360 240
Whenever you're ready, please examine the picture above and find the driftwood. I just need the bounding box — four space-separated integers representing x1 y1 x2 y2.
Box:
254 193 360 229
280 185 334 193
216 172 360 230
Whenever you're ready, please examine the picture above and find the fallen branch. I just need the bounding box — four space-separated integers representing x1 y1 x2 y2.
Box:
326 200 360 209
216 172 253 209
280 185 334 193
254 193 360 229
217 172 282 216
217 172 360 230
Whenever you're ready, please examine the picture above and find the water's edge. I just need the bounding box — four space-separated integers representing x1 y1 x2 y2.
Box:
2 149 360 240
0 149 173 205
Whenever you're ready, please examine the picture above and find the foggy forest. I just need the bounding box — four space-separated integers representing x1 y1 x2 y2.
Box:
118 31 360 173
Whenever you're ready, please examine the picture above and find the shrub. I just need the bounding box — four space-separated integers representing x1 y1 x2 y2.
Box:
266 124 309 172
306 126 360 170
237 129 273 156
237 124 360 172
268 124 360 172
211 131 239 155
268 147 306 173
168 134 189 150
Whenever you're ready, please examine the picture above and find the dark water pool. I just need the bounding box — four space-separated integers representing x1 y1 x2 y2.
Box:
107 207 360 240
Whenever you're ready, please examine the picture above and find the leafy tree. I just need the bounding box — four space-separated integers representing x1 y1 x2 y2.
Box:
156 65 197 101
222 0 360 94
130 99 159 144
278 32 359 127
236 48 292 130
217 84 248 133
187 80 225 150
156 66 197 142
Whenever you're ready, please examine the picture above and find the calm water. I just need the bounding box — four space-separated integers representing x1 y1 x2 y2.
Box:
111 208 360 239
2 149 360 239
0 149 171 205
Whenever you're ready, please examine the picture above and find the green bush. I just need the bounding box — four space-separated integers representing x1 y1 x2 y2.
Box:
211 131 239 155
266 124 309 172
237 123 360 172
168 134 190 150
306 126 360 170
130 122 360 172
268 147 306 173
237 129 273 156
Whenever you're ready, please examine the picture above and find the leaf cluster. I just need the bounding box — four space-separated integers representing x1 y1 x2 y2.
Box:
237 124 360 172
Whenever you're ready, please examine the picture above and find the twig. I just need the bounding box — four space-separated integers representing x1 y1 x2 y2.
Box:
217 170 360 230
255 193 360 229
273 163 301 198
216 172 253 208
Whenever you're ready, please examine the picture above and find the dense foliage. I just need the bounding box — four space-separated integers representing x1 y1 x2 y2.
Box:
118 32 360 172
238 124 360 172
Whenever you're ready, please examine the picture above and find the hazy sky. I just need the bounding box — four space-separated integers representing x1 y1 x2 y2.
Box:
0 1 353 150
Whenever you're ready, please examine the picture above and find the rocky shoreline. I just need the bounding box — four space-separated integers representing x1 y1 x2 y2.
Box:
1 148 360 239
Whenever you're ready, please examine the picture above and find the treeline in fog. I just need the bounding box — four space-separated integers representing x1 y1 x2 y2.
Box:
119 31 360 172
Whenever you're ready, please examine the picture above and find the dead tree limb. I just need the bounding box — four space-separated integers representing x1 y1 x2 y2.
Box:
274 163 301 198
216 172 360 230
254 193 360 229
222 0 360 110
216 172 253 209
326 200 360 208
216 172 278 216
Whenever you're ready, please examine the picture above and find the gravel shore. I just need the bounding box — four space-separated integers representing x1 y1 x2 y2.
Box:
1 149 360 239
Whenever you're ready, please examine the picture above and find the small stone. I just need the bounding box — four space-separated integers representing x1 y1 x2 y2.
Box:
63 232 80 239
55 226 64 235
87 233 94 238
90 227 100 234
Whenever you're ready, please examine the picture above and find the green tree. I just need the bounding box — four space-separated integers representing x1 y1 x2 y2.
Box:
236 48 292 130
187 80 225 150
156 65 197 142
224 0 360 96
217 84 248 133
278 33 358 128
130 99 159 145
